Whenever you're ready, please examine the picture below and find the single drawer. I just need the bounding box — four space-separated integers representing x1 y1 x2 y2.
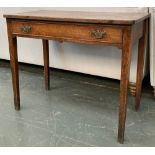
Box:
11 21 122 44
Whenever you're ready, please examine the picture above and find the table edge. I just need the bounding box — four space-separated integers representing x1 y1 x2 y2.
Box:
3 13 151 25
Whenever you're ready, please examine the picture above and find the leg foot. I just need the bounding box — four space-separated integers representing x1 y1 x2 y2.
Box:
118 128 124 144
14 97 20 110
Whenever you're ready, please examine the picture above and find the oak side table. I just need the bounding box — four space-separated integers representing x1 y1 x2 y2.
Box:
4 10 150 143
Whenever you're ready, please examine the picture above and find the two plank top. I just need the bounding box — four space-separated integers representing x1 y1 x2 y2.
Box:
3 10 150 25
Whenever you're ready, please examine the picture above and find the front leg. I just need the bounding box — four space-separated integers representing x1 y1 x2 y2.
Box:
118 28 132 144
7 21 20 110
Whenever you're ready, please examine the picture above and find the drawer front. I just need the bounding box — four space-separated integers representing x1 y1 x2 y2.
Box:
11 21 122 44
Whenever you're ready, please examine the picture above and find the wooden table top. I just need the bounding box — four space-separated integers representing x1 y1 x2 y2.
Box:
4 10 150 25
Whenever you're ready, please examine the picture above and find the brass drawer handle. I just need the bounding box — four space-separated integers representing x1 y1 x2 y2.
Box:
91 30 106 39
20 25 32 33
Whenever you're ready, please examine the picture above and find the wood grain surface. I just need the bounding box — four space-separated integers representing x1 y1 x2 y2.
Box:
4 10 150 25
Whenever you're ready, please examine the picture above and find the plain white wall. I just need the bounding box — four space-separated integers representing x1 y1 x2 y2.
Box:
0 7 149 82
